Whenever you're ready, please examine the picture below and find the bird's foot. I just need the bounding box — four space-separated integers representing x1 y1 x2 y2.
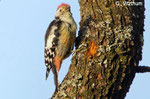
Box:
72 49 82 54
72 48 88 54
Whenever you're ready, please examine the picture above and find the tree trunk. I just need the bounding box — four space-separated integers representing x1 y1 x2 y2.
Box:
52 0 145 98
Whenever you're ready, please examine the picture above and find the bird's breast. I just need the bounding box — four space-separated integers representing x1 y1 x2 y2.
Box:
59 23 71 45
56 23 72 59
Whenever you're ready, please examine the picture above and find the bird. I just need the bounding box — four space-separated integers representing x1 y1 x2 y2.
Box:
44 3 77 91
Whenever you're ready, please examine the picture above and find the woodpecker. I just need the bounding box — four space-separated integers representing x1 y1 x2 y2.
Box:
44 3 77 91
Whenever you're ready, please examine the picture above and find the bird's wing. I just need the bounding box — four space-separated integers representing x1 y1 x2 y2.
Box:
44 19 61 80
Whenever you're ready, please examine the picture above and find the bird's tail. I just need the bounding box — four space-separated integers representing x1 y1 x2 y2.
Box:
52 65 59 92
46 66 51 80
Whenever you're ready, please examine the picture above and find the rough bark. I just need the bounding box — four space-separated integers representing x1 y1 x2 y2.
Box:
52 0 145 98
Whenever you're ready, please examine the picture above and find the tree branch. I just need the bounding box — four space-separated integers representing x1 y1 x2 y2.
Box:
136 66 150 73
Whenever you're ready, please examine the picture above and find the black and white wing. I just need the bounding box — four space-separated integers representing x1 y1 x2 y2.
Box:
44 19 61 80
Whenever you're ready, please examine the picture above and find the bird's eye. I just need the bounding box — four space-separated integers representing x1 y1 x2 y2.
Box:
59 9 62 12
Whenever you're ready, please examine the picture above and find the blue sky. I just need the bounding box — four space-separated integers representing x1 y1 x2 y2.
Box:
0 0 149 99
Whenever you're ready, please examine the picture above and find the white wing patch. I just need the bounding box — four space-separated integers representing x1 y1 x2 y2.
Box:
46 26 58 48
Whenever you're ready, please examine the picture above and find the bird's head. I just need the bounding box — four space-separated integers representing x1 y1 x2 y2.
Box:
55 3 72 22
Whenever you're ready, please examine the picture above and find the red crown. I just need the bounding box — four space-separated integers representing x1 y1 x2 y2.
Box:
57 3 70 9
